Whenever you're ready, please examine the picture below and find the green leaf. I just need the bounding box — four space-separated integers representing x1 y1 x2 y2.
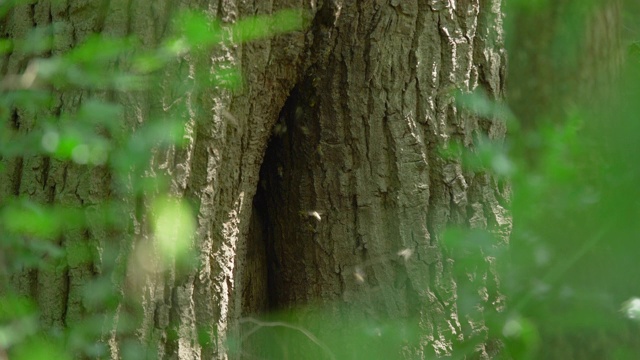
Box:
64 35 132 63
0 296 36 321
231 9 304 43
174 11 223 47
1 200 85 239
152 197 196 261
11 337 71 360
0 38 13 54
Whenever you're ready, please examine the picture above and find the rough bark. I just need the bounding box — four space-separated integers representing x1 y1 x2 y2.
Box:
246 0 509 358
1 0 508 359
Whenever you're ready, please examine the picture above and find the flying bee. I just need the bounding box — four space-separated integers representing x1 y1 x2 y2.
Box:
300 210 323 221
353 266 365 284
397 248 413 261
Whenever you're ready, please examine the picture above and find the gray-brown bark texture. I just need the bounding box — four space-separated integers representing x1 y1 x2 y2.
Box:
1 0 508 359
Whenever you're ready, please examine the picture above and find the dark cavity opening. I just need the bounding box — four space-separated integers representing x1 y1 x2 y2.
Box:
244 82 318 317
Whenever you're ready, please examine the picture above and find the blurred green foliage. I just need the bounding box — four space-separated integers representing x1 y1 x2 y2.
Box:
477 1 640 358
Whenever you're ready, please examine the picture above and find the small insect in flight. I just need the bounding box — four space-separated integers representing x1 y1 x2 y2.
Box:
397 248 413 261
300 210 323 221
353 266 365 284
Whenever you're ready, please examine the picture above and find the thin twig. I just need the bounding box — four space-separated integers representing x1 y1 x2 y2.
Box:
238 317 336 360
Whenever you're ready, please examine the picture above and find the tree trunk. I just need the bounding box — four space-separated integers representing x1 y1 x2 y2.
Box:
246 1 509 358
506 0 623 127
1 0 507 359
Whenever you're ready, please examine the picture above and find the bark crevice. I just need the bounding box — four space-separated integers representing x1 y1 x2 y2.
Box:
245 81 316 316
